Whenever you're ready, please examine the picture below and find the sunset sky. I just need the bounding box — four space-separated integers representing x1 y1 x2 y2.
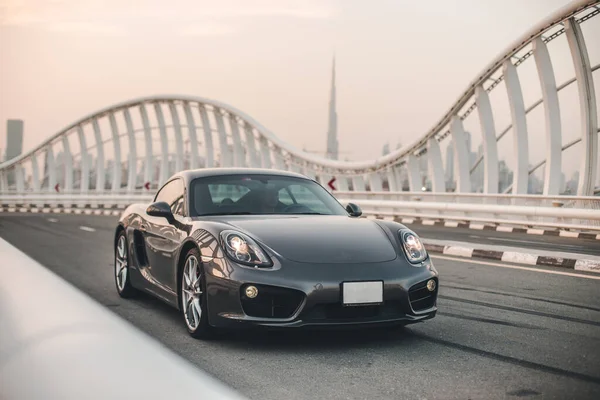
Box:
1 0 598 179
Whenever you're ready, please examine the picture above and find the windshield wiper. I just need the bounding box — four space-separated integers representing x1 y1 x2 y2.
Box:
198 212 255 216
287 212 326 215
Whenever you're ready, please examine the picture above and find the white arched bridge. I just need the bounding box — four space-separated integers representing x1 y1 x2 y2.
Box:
1 0 600 231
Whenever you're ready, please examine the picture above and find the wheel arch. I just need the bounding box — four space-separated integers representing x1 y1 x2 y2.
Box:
114 223 126 249
176 240 201 309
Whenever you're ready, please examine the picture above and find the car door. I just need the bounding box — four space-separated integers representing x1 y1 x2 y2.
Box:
143 178 187 292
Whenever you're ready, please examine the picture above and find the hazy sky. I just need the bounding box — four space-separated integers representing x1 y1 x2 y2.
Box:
1 0 598 179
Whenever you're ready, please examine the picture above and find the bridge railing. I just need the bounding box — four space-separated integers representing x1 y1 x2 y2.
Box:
1 192 599 232
0 237 247 400
335 191 600 208
335 194 600 232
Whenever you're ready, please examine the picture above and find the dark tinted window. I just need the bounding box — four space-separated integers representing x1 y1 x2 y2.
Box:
155 179 185 216
189 174 347 216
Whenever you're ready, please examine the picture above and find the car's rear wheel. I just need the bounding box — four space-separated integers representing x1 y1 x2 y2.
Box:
115 231 137 298
180 248 214 339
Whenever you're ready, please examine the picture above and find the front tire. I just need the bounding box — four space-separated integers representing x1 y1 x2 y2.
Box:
115 231 137 298
180 247 214 339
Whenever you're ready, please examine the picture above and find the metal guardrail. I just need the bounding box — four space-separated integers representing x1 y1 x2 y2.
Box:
1 192 599 231
338 198 600 232
0 237 247 400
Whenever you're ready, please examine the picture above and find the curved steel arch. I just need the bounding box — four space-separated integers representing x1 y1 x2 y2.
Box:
1 0 599 195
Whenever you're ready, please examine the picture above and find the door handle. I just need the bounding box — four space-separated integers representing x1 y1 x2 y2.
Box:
140 224 148 232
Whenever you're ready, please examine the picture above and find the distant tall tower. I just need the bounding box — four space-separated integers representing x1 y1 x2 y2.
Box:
5 120 23 161
5 119 24 186
326 56 338 160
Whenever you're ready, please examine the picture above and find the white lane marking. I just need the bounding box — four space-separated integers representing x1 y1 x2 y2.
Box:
48 218 58 223
79 226 96 232
431 254 600 280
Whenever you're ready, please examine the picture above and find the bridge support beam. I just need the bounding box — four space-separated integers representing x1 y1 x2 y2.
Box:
427 138 445 192
198 105 214 168
503 60 529 194
475 86 499 194
124 109 137 192
183 102 200 170
77 126 89 193
386 167 398 192
259 138 272 168
450 116 471 193
214 109 232 168
566 17 598 196
31 153 40 192
46 147 56 193
228 114 245 167
168 103 184 174
15 166 24 192
303 165 316 180
243 123 260 168
108 113 122 192
273 147 286 170
92 119 105 192
407 154 421 192
154 104 170 185
533 37 562 195
61 135 73 192
336 176 349 191
352 175 366 191
139 104 154 188
368 173 383 192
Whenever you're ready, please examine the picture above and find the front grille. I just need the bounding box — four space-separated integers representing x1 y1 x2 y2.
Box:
301 301 404 322
240 284 304 319
408 279 438 312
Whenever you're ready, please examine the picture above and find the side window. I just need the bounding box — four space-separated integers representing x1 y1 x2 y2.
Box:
155 179 185 216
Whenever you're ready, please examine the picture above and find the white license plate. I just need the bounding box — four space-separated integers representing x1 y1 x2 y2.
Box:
342 281 383 305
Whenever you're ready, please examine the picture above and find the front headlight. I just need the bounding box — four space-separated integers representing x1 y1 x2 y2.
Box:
399 229 428 264
220 230 272 268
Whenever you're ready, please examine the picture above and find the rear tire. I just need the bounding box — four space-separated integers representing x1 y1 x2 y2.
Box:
180 247 215 340
115 231 138 298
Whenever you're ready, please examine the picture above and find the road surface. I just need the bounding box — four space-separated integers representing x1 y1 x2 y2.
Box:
1 213 599 400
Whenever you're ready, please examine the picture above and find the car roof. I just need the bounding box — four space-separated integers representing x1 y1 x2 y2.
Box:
170 168 313 186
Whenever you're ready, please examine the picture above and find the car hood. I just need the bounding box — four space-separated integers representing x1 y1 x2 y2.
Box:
219 215 397 264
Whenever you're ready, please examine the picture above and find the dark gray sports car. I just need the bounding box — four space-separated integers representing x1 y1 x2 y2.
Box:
114 168 438 339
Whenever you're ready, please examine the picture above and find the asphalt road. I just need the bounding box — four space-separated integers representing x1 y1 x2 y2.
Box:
404 223 600 257
1 213 600 400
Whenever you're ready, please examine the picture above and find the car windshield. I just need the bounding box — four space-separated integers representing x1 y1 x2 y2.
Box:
189 174 348 217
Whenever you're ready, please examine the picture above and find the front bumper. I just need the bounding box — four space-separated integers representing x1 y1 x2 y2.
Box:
203 256 438 329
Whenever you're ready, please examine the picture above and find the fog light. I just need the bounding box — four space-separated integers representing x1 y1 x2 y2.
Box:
426 279 436 292
245 285 258 298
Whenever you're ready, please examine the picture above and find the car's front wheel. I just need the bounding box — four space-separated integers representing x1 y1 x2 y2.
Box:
180 248 214 339
115 231 137 298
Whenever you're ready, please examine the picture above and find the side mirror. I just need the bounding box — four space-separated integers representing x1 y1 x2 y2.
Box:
146 201 175 224
346 203 362 217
